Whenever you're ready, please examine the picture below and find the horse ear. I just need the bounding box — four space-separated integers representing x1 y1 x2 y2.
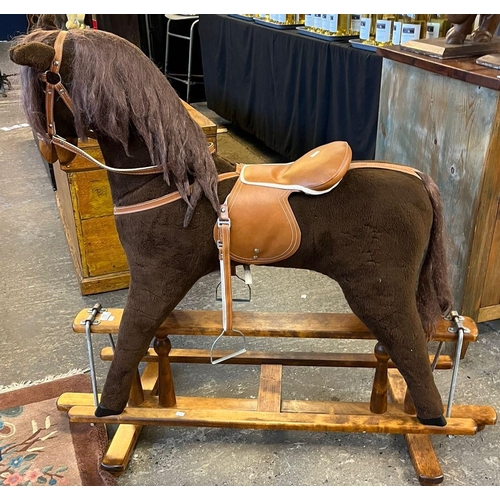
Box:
9 42 55 72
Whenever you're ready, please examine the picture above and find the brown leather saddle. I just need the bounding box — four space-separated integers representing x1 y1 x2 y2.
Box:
214 141 353 264
213 140 422 265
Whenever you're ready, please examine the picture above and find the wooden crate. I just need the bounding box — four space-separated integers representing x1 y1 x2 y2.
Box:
53 101 217 295
375 46 500 322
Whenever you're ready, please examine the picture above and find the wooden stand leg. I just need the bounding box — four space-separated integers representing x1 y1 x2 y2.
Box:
388 369 444 486
154 334 176 407
128 369 145 406
101 362 159 475
370 342 389 414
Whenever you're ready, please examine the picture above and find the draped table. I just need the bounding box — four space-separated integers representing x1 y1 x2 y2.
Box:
198 15 382 161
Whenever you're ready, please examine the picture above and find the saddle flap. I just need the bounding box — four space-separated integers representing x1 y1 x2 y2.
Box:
241 141 352 193
213 179 301 265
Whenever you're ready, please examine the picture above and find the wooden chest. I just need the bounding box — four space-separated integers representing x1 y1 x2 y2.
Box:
53 101 217 295
375 46 500 322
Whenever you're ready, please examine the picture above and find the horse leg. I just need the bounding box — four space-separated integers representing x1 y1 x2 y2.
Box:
340 276 446 425
446 14 477 44
95 267 208 417
472 14 500 43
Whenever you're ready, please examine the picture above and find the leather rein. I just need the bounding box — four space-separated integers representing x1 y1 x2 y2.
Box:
41 30 239 214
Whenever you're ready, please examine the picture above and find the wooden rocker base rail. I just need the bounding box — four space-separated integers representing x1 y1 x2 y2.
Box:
62 400 486 436
99 346 454 369
73 308 478 343
57 392 497 429
56 370 498 485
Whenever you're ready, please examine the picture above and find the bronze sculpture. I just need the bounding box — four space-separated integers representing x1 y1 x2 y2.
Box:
446 14 500 44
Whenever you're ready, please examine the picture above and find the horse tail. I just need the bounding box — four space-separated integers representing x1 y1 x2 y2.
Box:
416 171 453 339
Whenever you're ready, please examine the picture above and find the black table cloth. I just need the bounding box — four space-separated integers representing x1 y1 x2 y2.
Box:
198 15 382 161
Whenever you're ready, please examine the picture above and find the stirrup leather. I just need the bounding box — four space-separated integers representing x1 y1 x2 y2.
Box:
211 202 247 364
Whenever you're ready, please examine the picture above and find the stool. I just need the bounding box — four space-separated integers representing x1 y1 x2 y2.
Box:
164 14 204 103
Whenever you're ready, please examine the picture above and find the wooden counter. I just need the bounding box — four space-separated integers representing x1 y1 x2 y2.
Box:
375 45 500 322
54 101 217 295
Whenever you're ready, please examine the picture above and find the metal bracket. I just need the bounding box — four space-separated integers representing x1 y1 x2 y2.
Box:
80 304 116 407
444 310 466 418
84 303 102 406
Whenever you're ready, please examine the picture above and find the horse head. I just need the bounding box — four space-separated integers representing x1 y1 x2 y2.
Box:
10 26 79 165
11 26 221 219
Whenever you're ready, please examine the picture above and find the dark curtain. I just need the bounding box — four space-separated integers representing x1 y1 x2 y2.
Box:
198 15 382 161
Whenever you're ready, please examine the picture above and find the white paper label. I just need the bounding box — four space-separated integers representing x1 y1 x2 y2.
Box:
426 22 440 38
321 14 329 31
392 21 402 44
351 14 361 32
401 23 421 43
305 14 314 27
359 17 372 40
376 19 392 43
328 14 339 33
314 14 322 29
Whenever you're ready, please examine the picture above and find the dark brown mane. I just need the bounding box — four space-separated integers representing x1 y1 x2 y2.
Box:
14 28 220 221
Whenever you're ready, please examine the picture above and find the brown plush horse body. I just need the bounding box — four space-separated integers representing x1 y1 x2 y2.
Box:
10 23 453 426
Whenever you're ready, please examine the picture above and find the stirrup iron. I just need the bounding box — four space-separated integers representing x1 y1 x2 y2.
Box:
215 265 252 303
210 328 247 365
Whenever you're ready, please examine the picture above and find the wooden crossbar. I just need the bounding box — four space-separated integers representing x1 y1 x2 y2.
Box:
73 308 478 343
66 403 480 435
99 346 454 369
57 393 497 428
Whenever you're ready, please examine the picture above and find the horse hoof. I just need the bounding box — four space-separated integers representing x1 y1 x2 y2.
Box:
417 415 447 426
445 27 466 45
471 30 493 43
94 405 123 417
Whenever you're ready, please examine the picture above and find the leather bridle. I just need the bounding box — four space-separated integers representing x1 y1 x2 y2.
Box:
39 30 224 179
40 31 166 176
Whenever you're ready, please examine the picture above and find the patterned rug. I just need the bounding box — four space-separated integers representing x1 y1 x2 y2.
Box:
0 372 116 486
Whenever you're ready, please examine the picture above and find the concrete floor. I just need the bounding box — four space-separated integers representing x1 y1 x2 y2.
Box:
1 39 499 487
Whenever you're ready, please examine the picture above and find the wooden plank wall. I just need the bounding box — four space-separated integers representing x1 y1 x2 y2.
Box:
375 58 499 312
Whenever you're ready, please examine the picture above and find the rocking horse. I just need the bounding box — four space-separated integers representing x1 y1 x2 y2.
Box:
10 16 496 485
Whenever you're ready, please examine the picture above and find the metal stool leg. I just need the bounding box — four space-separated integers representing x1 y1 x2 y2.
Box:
164 18 172 76
186 19 199 103
163 15 203 103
